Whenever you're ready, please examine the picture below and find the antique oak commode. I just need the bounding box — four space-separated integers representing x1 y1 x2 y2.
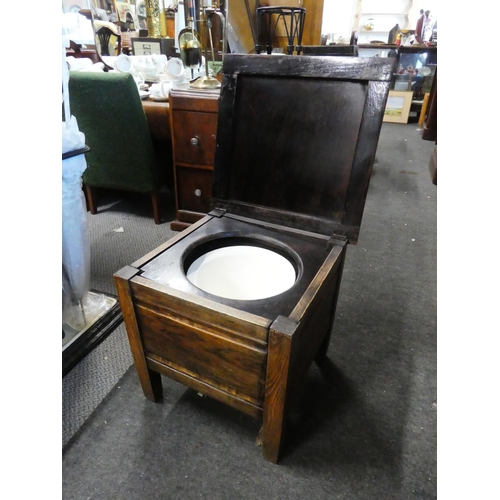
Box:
114 54 395 463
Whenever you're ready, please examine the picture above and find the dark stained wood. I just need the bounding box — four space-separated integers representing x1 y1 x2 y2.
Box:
131 215 214 268
172 111 218 165
114 54 394 463
129 276 270 347
428 145 437 186
176 166 213 213
315 241 347 362
139 215 332 320
65 48 99 64
170 221 191 231
147 356 263 418
169 90 220 113
213 54 395 244
150 189 161 225
126 274 272 413
262 316 296 463
261 243 346 462
222 54 394 81
141 99 174 190
142 99 171 140
84 184 97 214
113 266 163 402
302 44 359 56
169 89 220 230
422 70 437 142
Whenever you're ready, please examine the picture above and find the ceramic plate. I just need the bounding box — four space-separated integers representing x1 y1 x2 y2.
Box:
149 95 169 102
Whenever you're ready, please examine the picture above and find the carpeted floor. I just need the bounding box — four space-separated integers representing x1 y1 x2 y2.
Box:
62 121 437 499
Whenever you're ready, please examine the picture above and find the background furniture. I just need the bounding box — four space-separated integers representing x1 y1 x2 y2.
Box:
255 6 307 55
78 8 121 70
142 99 174 191
355 0 414 44
95 25 121 57
65 39 100 64
131 37 176 57
422 70 437 185
169 88 220 231
114 53 395 464
392 45 437 100
302 44 359 56
68 71 171 224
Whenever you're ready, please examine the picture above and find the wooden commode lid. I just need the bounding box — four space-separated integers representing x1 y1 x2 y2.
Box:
211 54 396 244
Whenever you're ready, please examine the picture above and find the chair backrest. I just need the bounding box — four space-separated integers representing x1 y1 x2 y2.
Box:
68 71 165 193
95 25 121 57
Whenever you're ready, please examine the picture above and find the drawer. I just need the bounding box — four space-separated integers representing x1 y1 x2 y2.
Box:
176 166 213 213
172 110 218 165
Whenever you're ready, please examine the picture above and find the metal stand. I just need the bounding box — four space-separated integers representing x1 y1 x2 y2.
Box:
255 6 306 55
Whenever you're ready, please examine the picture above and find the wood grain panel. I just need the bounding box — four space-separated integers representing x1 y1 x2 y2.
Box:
127 278 270 405
137 302 267 405
130 277 271 345
172 110 218 165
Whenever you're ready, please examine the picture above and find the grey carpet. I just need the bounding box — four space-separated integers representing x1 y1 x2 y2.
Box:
62 122 436 499
62 188 178 447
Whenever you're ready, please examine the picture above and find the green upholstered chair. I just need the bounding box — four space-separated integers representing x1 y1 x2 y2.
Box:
68 71 168 224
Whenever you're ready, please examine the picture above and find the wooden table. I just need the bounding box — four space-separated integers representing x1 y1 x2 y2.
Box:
142 98 170 140
142 98 174 188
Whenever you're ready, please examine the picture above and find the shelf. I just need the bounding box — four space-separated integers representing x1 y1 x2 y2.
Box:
359 15 410 32
362 12 409 15
360 0 413 15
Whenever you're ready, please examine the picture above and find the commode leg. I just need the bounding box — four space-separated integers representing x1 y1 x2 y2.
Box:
114 266 163 402
315 243 347 363
261 316 296 463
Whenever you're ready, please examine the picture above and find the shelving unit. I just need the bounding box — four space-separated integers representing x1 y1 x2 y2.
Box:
169 88 220 231
355 0 413 44
392 45 437 102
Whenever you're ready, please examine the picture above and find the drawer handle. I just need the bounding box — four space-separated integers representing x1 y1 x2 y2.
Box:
194 189 202 197
190 137 199 146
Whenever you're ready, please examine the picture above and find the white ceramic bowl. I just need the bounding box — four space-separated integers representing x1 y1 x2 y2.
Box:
186 245 296 300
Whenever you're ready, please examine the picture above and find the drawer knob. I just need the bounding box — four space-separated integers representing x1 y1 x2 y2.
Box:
194 189 202 197
190 137 199 146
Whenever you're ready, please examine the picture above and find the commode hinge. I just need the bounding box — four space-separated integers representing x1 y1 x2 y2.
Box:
327 233 348 250
208 207 227 218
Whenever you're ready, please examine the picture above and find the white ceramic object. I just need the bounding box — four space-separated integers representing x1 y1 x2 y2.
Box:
114 54 133 73
149 80 172 100
66 56 93 71
186 245 296 300
166 57 185 78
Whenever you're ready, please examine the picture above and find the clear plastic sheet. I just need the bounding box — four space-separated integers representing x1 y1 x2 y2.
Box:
61 138 91 331
62 35 113 334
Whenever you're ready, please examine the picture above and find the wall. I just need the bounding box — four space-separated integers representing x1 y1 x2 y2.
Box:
321 0 357 43
227 0 324 53
321 0 438 44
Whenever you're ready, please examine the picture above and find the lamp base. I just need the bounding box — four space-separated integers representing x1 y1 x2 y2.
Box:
190 75 221 89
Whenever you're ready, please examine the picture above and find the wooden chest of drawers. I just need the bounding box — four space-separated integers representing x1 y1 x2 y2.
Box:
169 88 220 231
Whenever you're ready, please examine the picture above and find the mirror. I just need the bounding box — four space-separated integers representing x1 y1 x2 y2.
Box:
78 2 122 69
114 0 144 31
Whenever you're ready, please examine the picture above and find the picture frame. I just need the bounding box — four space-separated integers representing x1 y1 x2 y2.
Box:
383 90 413 124
114 0 138 29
